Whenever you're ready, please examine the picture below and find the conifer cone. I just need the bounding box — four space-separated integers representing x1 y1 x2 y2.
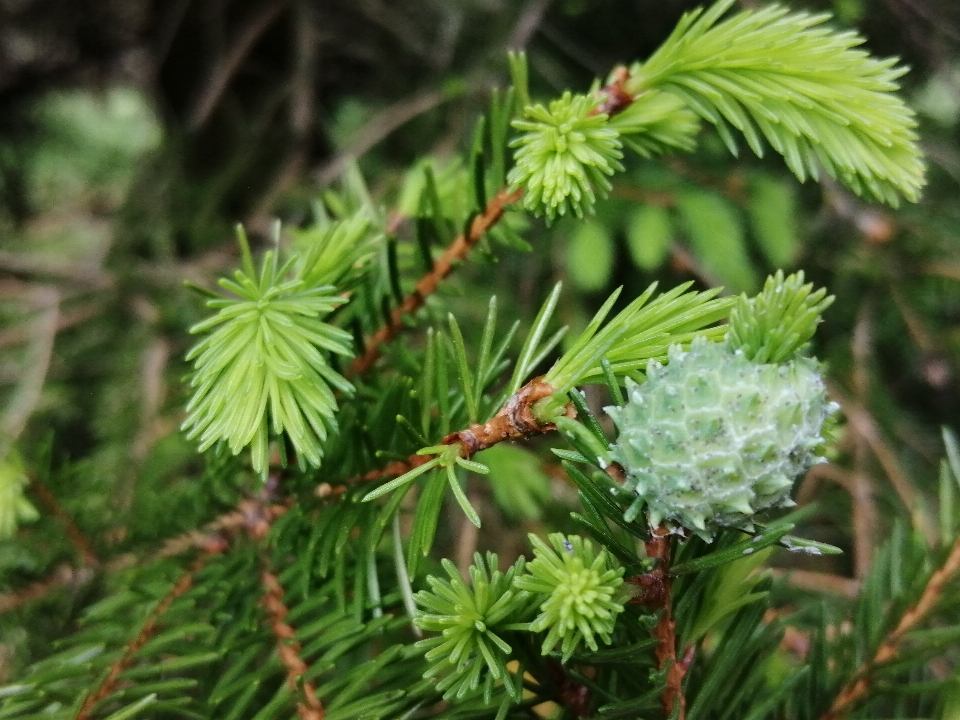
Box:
608 337 836 539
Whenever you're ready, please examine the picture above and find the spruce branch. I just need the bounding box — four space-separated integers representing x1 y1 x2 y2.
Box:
820 532 960 720
346 68 657 379
76 553 214 720
346 67 663 378
347 187 522 377
157 470 291 557
360 286 732 498
625 0 926 206
261 570 326 720
157 499 290 557
515 533 626 662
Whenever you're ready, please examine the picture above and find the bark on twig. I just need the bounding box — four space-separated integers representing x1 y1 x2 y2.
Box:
645 529 686 720
849 305 880 579
261 570 325 720
624 521 685 717
347 187 523 376
0 498 261 615
594 66 633 117
0 564 94 615
821 533 960 720
347 377 565 485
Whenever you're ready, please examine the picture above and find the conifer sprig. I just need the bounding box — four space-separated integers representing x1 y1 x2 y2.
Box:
627 0 925 205
75 554 212 720
414 554 533 705
543 282 734 394
293 212 377 289
607 88 701 158
508 92 624 222
347 187 522 377
182 229 354 478
515 534 626 662
727 269 835 363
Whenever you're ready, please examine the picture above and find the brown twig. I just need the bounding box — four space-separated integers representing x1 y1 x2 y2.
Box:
76 553 213 720
345 377 567 488
594 66 633 117
847 305 880 580
227 471 324 719
29 480 99 566
347 187 523 376
2 470 291 616
829 379 938 548
644 528 685 720
625 519 685 718
8 493 291 615
820 533 960 720
261 570 325 720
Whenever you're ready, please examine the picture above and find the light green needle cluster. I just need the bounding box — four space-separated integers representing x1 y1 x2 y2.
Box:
292 212 376 288
727 270 835 364
515 533 625 662
182 234 354 478
607 89 701 158
543 282 734 394
0 450 38 539
414 553 533 704
508 91 623 222
627 0 925 206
